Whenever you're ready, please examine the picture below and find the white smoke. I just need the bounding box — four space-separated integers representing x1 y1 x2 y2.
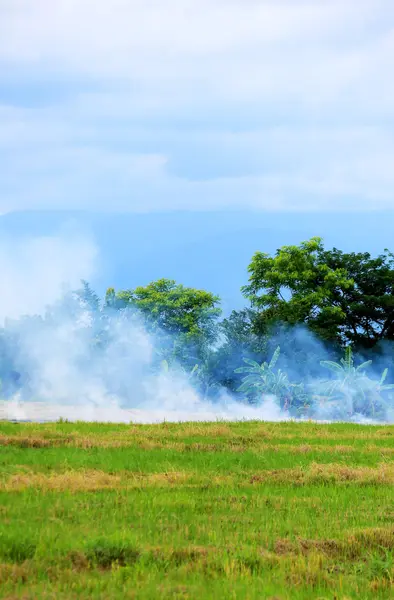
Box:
0 230 97 322
0 230 287 423
1 230 392 425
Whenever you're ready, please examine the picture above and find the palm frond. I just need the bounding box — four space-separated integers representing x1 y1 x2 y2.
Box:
355 360 373 372
320 360 344 374
380 368 388 385
242 358 261 368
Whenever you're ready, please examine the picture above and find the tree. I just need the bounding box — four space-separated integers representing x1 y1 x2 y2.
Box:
220 308 266 354
105 279 221 365
242 237 394 349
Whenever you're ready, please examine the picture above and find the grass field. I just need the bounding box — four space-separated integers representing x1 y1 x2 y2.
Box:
0 419 393 599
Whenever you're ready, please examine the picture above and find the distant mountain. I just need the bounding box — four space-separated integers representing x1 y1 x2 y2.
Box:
0 210 392 313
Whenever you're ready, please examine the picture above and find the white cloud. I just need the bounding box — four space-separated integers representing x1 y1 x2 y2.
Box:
0 0 393 212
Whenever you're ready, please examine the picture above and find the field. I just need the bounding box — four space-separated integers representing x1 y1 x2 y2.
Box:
0 420 393 599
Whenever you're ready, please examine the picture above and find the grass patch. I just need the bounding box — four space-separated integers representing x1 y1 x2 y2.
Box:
0 419 393 598
0 535 37 563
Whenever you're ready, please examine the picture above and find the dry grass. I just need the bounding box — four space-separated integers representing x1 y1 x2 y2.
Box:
1 420 393 450
274 527 394 558
2 462 394 493
249 462 394 485
2 432 394 461
1 469 198 492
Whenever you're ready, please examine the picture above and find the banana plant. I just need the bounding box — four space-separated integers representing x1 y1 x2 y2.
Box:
320 345 371 377
318 347 371 398
365 368 394 417
376 368 394 393
234 346 291 406
316 347 394 417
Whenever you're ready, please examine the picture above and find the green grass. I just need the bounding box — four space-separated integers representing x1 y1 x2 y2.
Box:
0 420 393 599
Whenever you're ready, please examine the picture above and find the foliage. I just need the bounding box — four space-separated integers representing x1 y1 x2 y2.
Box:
107 278 221 339
105 279 221 368
2 238 394 421
209 309 268 394
235 347 289 407
243 237 394 348
220 308 266 354
314 346 394 418
233 346 310 414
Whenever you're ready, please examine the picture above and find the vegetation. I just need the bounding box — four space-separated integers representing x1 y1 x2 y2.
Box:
2 237 394 597
236 346 289 402
243 237 394 348
105 278 220 343
1 237 394 420
0 420 393 599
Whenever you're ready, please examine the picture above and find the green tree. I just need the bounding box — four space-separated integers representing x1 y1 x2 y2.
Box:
220 308 267 355
105 279 221 365
242 237 394 348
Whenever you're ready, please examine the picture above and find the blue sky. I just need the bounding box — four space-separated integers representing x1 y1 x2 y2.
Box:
0 0 393 214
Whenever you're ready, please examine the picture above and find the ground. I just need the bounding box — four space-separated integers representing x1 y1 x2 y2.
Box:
0 419 393 599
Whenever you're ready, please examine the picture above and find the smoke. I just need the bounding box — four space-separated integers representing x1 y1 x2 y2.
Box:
0 231 286 423
1 230 393 425
0 229 97 322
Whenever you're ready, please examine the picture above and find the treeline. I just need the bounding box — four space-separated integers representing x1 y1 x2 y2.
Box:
2 237 394 420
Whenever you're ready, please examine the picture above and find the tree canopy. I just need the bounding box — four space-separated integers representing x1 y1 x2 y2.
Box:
242 237 394 349
105 278 221 342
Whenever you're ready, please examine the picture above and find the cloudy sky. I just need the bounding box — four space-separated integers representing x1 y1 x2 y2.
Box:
0 0 393 213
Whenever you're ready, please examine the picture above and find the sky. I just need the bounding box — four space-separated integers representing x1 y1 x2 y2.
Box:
0 0 393 214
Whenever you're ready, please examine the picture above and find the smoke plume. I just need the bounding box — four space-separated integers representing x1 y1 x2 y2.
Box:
1 231 286 423
1 230 393 424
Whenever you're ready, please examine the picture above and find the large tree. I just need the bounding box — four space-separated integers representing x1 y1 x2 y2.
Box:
242 237 394 349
